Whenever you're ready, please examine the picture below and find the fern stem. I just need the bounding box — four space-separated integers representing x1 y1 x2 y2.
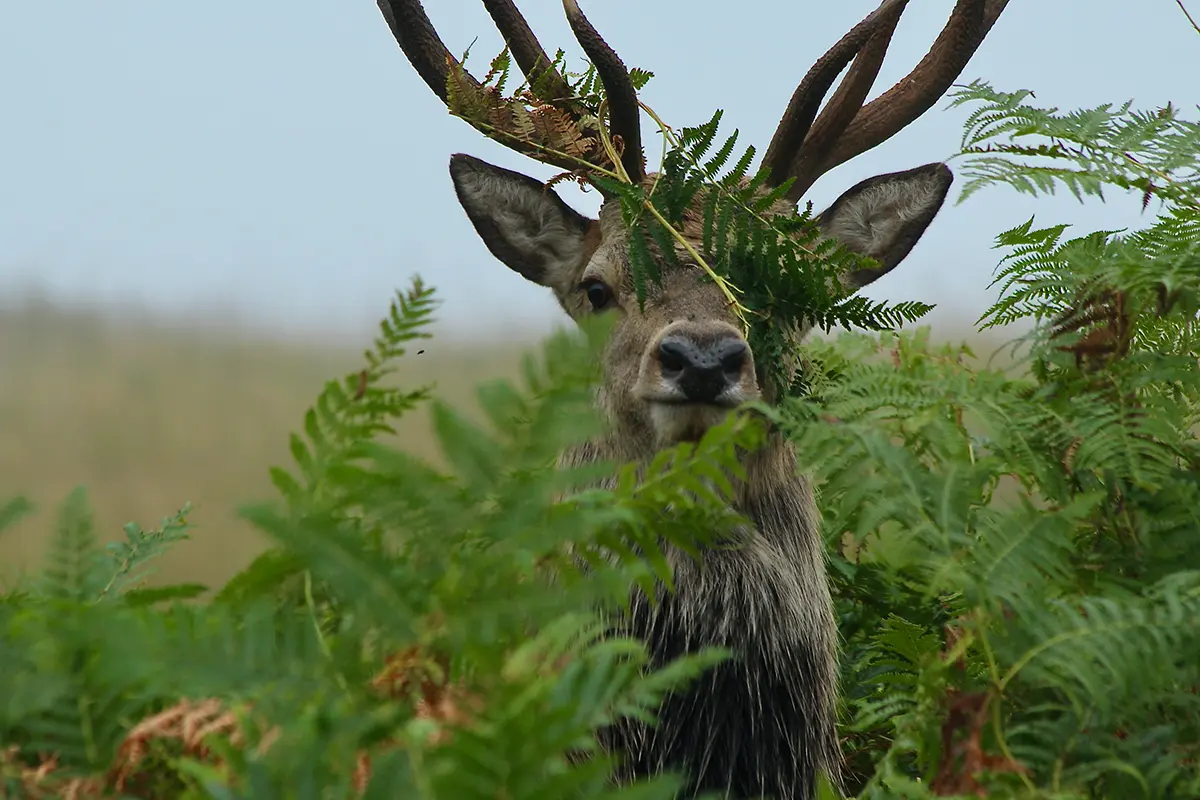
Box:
641 200 753 330
998 618 1148 691
990 691 1036 791
627 102 757 328
449 112 624 184
639 100 824 261
595 97 632 186
1122 150 1200 210
979 629 1036 791
304 570 350 694
78 689 98 766
591 98 753 331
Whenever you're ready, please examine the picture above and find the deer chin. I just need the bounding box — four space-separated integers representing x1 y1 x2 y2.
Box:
647 401 734 445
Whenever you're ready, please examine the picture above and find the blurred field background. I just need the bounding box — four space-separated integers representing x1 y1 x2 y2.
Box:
0 296 539 592
0 296 1018 593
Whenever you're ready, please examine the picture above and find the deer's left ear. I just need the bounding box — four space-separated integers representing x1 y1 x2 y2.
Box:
816 163 953 291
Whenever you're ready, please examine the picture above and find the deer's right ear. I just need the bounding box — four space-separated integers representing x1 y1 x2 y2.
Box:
449 153 598 291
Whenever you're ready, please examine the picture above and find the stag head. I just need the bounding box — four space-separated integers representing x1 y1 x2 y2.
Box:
380 0 1007 455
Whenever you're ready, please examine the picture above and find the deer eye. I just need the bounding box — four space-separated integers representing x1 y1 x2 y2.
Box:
581 279 614 311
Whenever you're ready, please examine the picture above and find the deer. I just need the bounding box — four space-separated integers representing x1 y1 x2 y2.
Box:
376 1 1007 797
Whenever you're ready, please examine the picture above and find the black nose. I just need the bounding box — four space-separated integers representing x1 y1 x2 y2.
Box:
658 334 749 404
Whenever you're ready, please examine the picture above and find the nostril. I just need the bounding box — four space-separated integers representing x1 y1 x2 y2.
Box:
719 340 749 377
659 338 689 378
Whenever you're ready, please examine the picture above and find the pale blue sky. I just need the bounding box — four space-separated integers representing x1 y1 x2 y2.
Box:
2 2 1196 341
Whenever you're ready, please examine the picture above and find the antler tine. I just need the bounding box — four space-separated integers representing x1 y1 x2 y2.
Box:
481 0 574 104
762 0 909 189
562 0 645 184
814 0 1009 177
779 2 908 202
377 0 478 104
379 0 590 173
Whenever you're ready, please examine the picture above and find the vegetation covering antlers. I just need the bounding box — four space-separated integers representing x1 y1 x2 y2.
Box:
385 0 1009 398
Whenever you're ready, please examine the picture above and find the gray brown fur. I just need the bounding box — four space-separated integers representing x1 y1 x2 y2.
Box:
448 152 953 798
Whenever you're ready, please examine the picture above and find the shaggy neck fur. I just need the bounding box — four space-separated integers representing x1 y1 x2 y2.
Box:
561 433 841 800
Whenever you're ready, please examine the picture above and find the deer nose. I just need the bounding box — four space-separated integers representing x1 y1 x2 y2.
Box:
658 335 749 404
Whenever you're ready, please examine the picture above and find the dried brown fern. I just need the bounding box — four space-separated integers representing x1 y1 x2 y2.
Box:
1051 287 1133 371
0 643 487 799
445 60 618 179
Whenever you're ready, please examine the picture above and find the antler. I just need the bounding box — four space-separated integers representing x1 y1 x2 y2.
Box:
562 0 644 183
763 0 1009 202
377 0 645 184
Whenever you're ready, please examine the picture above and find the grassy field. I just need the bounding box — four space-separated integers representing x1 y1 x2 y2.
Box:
0 300 1018 594
0 300 536 592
